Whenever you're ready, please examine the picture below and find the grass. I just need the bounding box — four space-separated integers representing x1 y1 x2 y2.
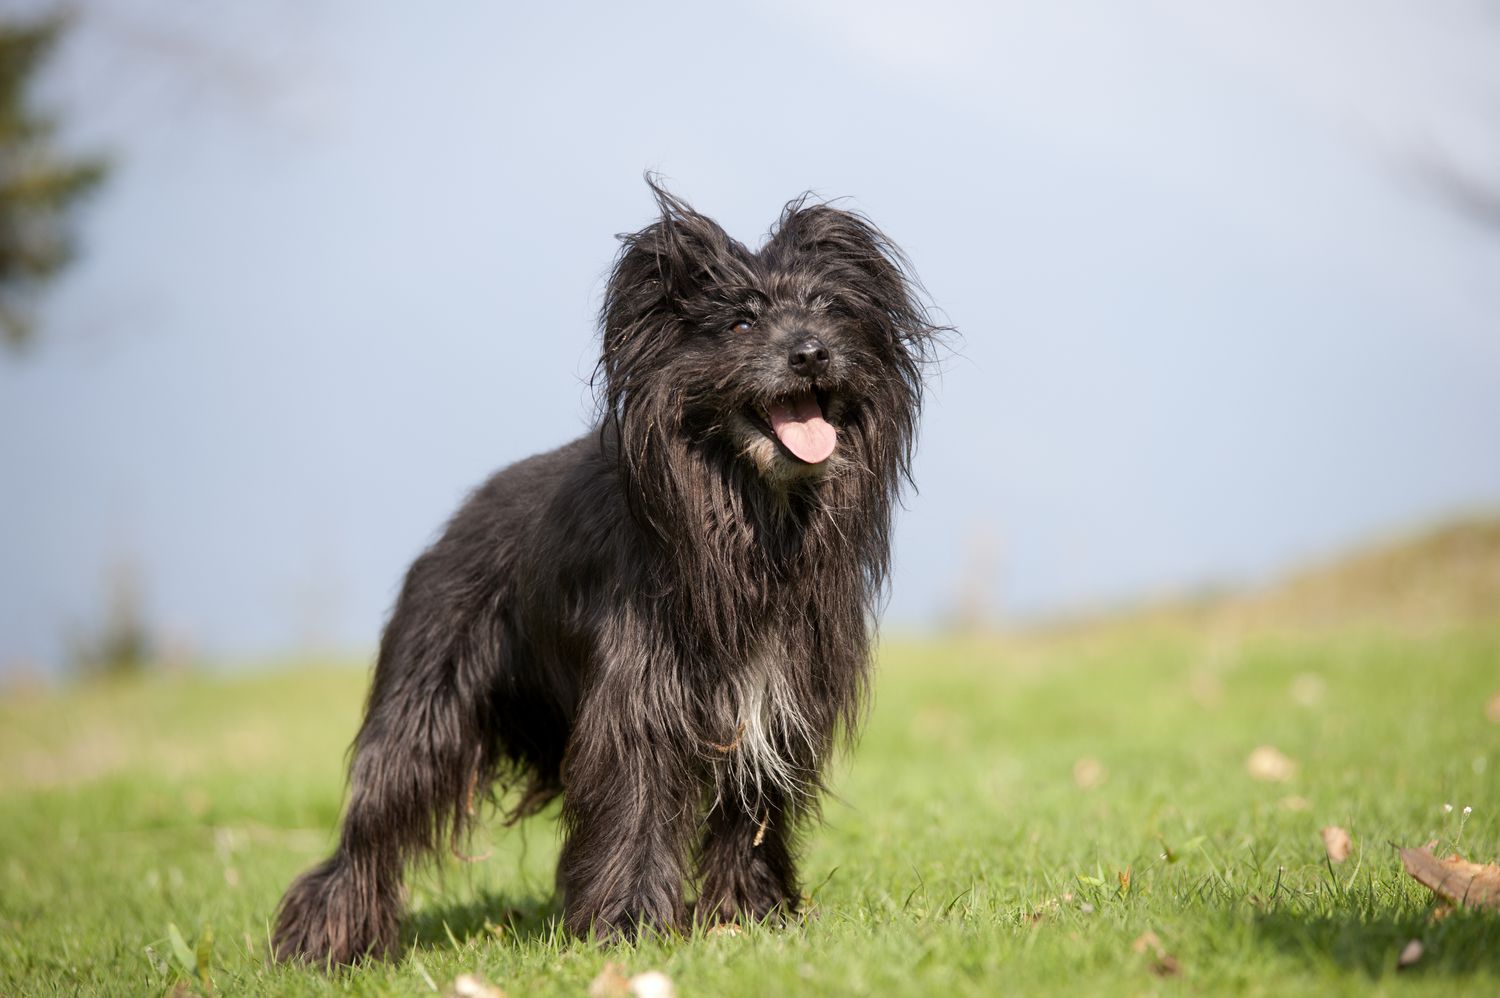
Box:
2 622 1498 996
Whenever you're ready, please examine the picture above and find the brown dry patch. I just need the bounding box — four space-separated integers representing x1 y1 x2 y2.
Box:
1246 745 1297 783
1400 846 1500 911
1072 757 1106 790
1131 929 1183 977
1321 826 1352 863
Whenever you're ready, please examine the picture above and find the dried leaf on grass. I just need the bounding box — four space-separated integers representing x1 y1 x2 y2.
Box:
627 971 677 998
705 922 742 937
1072 757 1106 789
1130 929 1183 978
1321 826 1352 863
1486 691 1500 724
1397 938 1424 970
588 963 677 998
447 974 506 998
588 964 631 998
1399 846 1500 911
1247 745 1297 782
1150 955 1183 977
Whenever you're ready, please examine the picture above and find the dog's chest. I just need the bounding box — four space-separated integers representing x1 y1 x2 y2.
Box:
715 640 812 805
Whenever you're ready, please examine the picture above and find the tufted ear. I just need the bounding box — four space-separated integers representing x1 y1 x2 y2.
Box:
769 199 943 361
598 179 751 408
603 183 745 342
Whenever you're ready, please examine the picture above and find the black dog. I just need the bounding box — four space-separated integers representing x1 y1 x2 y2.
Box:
272 180 939 964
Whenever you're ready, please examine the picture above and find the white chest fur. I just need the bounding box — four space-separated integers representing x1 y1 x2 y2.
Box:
714 641 815 808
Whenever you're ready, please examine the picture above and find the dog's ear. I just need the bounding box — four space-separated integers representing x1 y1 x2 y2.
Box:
770 200 943 361
603 181 744 337
599 180 749 405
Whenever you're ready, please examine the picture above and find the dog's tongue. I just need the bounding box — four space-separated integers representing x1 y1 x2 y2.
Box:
768 392 837 464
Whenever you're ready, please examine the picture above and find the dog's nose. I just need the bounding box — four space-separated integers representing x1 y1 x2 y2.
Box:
788 336 831 379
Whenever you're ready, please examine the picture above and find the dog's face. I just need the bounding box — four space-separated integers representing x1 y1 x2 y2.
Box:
601 184 935 492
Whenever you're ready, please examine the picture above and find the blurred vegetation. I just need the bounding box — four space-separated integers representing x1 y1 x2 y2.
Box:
2 618 1497 993
0 12 107 351
1 517 1497 993
69 559 155 680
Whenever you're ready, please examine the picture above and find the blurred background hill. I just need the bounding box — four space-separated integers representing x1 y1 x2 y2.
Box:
1210 515 1500 633
1042 513 1500 638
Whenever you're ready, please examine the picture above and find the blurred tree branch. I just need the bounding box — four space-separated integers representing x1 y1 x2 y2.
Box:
0 13 107 351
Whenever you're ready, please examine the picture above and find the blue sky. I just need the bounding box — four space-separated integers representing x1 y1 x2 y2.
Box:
3 1 1499 674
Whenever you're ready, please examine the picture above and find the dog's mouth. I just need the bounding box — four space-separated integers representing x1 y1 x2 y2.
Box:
748 388 838 464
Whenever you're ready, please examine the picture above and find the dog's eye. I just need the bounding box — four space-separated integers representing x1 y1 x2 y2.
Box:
730 320 754 334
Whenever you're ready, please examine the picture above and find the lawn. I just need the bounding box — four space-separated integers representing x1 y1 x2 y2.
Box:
2 621 1497 995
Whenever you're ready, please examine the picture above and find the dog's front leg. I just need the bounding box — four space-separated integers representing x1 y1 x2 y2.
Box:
695 787 801 926
557 627 699 940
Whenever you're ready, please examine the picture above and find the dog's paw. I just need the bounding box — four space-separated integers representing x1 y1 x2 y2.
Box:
272 854 399 967
565 891 686 944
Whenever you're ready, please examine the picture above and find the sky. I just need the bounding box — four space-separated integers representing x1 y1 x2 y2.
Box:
3 1 1499 675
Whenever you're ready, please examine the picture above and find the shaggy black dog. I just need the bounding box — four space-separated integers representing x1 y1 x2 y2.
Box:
272 180 940 965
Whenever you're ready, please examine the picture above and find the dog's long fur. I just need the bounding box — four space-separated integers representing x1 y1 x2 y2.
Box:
272 180 939 964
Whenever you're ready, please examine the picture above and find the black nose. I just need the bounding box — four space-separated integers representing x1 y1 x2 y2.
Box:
788 336 831 379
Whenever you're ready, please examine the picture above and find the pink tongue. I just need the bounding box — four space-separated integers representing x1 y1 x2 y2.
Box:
767 392 837 464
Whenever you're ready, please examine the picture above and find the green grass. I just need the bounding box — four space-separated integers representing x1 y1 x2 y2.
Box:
2 624 1498 995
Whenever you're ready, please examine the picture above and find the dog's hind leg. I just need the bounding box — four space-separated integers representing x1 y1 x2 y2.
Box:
272 554 503 966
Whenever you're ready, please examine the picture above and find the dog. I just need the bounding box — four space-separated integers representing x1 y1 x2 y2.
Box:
272 179 940 964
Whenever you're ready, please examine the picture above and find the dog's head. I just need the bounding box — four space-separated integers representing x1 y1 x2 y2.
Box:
599 180 940 495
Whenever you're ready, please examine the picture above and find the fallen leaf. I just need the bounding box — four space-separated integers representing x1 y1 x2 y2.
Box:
1399 846 1500 911
1397 938 1424 969
1131 930 1163 956
1150 954 1183 977
627 970 677 998
705 923 742 937
1129 926 1182 975
588 963 630 998
1247 745 1297 782
1072 757 1106 790
1486 691 1500 723
1321 826 1352 863
447 974 506 998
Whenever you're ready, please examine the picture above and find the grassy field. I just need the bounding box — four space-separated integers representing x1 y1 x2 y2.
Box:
2 617 1498 995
